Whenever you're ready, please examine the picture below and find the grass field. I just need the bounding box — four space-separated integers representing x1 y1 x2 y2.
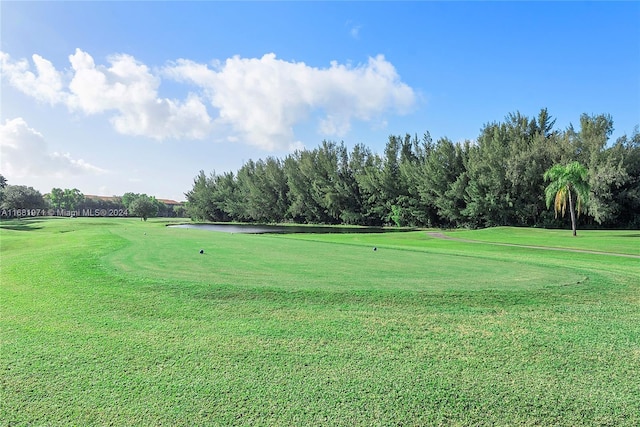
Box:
1 218 639 426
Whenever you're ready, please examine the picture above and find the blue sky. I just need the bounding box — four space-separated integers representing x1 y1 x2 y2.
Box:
1 1 638 201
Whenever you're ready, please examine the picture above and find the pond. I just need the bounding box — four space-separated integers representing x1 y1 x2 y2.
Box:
168 223 413 234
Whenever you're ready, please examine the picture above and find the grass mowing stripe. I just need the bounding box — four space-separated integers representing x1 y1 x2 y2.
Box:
440 226 640 255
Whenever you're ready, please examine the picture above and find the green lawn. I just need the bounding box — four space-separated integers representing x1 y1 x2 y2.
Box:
1 218 639 426
440 226 640 255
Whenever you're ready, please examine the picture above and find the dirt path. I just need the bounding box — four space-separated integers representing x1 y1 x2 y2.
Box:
426 232 640 259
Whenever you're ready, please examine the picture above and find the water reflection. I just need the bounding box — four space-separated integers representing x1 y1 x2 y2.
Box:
169 223 411 234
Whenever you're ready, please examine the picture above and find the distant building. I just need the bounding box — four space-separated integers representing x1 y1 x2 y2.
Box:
156 198 184 206
84 195 121 203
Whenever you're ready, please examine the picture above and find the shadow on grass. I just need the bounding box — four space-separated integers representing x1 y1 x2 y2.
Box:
0 219 44 231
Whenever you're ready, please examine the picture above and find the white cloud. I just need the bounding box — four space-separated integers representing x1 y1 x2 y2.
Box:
1 49 417 150
344 20 362 40
165 53 416 150
0 117 106 178
0 52 66 105
65 49 212 140
1 49 212 141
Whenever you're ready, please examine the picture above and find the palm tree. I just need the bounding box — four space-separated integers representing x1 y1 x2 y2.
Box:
544 162 590 236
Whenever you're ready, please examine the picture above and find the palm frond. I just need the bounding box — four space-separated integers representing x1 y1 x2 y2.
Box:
554 187 568 218
543 161 590 220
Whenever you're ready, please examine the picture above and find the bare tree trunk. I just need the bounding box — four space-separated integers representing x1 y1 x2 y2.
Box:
568 188 577 236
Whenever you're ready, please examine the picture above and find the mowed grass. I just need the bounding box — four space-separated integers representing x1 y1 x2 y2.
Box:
1 218 639 426
440 226 640 256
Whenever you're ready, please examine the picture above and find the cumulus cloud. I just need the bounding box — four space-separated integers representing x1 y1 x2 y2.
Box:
1 49 212 141
165 53 416 150
0 52 66 105
65 49 212 139
1 49 417 150
0 117 106 178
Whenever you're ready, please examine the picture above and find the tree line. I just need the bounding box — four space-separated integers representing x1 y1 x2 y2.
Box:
186 110 639 229
0 183 186 220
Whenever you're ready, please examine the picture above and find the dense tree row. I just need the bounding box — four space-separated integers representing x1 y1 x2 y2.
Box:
186 110 640 229
0 181 186 219
0 183 47 212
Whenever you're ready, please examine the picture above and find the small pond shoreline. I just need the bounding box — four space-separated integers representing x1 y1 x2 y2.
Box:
167 223 416 234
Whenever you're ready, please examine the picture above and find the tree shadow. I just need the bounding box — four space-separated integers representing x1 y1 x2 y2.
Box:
0 219 44 231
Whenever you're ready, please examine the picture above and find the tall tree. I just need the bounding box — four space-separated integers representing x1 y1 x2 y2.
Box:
348 144 381 225
121 192 141 210
1 185 46 210
312 141 353 224
611 129 640 227
285 150 328 223
397 133 434 227
0 175 5 206
49 188 65 209
544 162 590 236
184 171 221 221
63 188 84 211
504 110 564 226
212 172 241 221
333 142 363 225
418 137 468 227
463 122 512 227
234 158 288 222
369 136 404 225
128 194 160 221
